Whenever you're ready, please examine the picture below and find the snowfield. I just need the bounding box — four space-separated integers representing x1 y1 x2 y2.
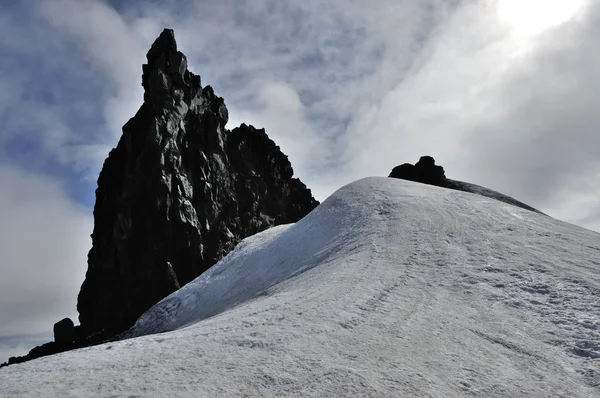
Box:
1 177 599 397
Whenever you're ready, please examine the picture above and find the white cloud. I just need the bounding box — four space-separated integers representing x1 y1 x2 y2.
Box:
37 0 153 142
0 344 31 364
0 334 51 364
229 79 331 178
334 0 600 217
0 166 92 339
458 1 600 206
6 0 598 212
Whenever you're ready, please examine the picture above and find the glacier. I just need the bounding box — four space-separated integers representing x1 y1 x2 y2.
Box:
0 177 599 397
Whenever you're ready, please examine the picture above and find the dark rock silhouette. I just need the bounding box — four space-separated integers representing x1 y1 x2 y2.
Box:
53 318 75 345
77 29 318 338
389 156 544 214
1 28 318 368
389 155 446 184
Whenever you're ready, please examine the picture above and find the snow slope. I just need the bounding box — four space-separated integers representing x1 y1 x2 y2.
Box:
1 177 599 397
443 178 544 214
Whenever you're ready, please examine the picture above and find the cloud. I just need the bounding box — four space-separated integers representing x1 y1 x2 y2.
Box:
457 1 600 215
334 0 600 217
341 1 530 181
6 0 598 211
0 333 51 364
34 0 450 190
0 166 92 357
0 3 114 188
36 0 152 143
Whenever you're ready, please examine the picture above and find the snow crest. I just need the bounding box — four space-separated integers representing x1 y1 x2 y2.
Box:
125 181 363 337
1 177 599 397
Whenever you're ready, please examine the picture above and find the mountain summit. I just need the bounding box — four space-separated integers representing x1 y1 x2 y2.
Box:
390 156 544 214
77 28 318 338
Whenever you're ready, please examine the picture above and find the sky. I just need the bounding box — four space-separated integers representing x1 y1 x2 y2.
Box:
0 0 598 362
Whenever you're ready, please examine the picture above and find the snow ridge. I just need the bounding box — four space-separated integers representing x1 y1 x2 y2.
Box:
1 177 599 397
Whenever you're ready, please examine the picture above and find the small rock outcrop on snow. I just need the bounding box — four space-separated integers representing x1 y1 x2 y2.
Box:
53 318 75 346
389 156 544 214
77 28 318 338
389 155 446 185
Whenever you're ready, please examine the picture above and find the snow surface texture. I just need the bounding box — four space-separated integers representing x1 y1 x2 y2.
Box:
443 178 544 215
1 177 599 397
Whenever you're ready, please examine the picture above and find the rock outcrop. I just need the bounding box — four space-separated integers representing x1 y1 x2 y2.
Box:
53 318 75 346
389 155 446 185
1 28 318 368
389 156 544 214
77 28 319 338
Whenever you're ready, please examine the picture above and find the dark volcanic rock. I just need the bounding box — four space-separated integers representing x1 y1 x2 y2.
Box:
0 342 58 368
389 156 544 214
1 28 318 370
76 28 319 338
389 155 446 185
0 325 104 369
54 318 75 345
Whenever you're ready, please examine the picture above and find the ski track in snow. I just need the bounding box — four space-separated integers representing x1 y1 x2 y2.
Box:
1 177 599 397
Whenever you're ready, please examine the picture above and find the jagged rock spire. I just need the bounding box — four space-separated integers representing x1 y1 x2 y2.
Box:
76 28 318 338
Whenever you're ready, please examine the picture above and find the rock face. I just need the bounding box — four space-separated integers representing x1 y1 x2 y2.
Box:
53 318 75 345
389 156 544 214
76 29 319 338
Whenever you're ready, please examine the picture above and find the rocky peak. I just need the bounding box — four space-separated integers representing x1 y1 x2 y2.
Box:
75 28 319 339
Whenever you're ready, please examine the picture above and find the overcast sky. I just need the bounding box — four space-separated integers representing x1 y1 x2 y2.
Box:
1 0 598 362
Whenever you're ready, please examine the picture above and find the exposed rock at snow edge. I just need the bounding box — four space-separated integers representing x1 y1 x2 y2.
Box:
389 156 545 214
